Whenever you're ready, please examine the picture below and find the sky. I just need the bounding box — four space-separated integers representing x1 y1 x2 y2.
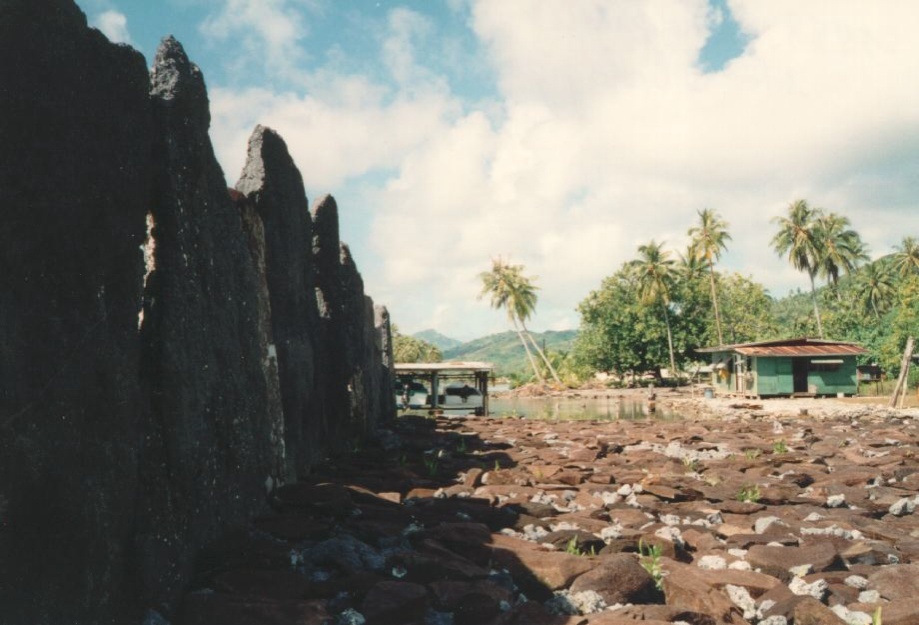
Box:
75 0 919 341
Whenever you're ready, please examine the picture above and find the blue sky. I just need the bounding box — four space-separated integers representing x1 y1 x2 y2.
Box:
76 0 919 341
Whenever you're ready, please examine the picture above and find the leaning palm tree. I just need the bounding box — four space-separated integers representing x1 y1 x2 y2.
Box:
628 241 678 378
814 212 868 295
771 200 825 338
856 261 896 319
478 258 561 385
892 236 919 278
688 208 731 345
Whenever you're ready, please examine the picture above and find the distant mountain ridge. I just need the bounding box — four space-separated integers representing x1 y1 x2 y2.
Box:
413 329 463 351
412 329 578 375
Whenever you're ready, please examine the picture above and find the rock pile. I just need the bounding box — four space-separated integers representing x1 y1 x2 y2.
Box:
177 411 919 625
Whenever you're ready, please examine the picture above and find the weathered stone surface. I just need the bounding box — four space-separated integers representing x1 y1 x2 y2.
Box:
570 553 662 605
0 1 151 622
867 563 919 600
137 36 279 610
236 125 317 476
765 595 847 624
311 194 351 449
661 560 750 624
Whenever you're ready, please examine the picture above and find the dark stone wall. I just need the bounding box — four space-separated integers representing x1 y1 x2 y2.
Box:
0 1 152 622
0 2 395 622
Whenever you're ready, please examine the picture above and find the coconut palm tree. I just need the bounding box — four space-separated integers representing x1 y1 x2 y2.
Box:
814 212 868 295
892 236 919 278
856 261 896 319
771 200 825 338
478 258 561 385
688 208 731 345
628 241 678 378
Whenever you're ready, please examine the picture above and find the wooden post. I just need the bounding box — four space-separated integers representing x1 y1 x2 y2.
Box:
888 337 914 409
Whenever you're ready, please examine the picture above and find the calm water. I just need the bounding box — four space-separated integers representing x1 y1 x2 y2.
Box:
488 395 679 421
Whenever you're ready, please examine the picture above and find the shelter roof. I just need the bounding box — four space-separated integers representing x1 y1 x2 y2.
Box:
696 337 868 357
394 361 494 374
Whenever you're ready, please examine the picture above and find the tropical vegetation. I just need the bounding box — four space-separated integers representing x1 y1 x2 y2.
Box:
571 202 917 388
478 257 562 385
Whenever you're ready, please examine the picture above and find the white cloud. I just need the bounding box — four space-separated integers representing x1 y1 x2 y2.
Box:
206 0 919 340
93 10 132 44
200 0 312 82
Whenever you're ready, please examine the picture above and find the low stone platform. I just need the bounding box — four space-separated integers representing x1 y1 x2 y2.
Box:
174 409 919 625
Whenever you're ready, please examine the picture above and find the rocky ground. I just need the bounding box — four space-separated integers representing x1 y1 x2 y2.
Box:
175 399 919 625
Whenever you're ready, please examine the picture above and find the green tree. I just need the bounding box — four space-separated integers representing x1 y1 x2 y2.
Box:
717 273 779 343
574 268 671 380
814 211 868 295
771 200 826 338
628 241 678 377
892 236 919 278
856 261 897 319
478 257 561 385
392 325 442 363
688 208 731 345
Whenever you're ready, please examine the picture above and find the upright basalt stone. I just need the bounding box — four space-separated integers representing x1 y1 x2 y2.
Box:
235 126 319 476
375 305 397 426
138 37 279 611
0 1 152 622
312 195 351 449
340 244 370 437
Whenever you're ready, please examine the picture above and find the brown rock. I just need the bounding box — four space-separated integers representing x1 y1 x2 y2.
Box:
868 563 919 601
765 595 847 624
746 540 845 581
570 553 662 604
211 569 310 600
360 581 428 625
660 560 750 624
488 534 595 599
179 593 329 625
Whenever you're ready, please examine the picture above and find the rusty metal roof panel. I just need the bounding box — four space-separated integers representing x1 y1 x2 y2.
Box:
697 338 868 356
734 343 868 357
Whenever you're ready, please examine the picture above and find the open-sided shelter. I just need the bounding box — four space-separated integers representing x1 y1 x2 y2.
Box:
697 338 868 397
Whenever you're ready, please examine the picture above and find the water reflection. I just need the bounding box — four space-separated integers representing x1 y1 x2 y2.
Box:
488 395 679 421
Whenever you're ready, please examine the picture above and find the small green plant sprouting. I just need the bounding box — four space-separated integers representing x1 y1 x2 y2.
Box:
744 448 762 461
872 606 882 625
423 455 439 477
494 460 502 472
456 436 467 453
564 536 596 557
737 484 761 503
565 536 580 555
682 457 700 472
772 439 788 454
638 539 664 590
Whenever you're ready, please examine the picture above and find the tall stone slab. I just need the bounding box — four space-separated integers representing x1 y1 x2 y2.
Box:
0 1 151 622
137 37 279 611
235 126 319 476
312 195 351 450
375 304 397 426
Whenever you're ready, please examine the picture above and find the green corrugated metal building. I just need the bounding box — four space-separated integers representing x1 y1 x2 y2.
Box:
697 338 868 398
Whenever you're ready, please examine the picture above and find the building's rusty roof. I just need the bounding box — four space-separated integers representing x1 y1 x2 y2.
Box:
697 338 868 357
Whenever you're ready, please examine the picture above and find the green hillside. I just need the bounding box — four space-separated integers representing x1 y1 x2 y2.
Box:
442 329 578 375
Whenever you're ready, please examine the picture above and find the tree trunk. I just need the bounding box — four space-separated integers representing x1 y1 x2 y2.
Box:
663 302 677 381
522 323 563 385
708 259 724 345
808 271 824 338
513 316 544 385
